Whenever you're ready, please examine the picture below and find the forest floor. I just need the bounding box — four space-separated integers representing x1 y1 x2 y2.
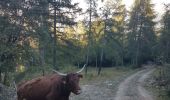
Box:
70 66 155 100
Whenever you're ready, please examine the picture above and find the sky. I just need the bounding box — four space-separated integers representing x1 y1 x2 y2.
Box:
73 0 170 20
123 0 170 14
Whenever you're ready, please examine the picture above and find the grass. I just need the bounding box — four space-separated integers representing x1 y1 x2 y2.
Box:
15 65 138 84
80 67 138 84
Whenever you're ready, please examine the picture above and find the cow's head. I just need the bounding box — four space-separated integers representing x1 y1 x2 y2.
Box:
65 73 83 95
53 64 86 95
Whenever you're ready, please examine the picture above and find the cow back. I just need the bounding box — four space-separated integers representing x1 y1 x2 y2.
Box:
17 74 63 100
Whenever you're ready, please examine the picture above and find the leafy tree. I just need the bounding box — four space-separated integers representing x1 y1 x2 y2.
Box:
0 0 33 84
127 0 156 67
48 0 82 70
159 4 170 63
99 0 127 68
84 0 98 74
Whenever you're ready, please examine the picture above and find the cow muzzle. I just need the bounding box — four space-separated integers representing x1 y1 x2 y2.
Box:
74 89 82 95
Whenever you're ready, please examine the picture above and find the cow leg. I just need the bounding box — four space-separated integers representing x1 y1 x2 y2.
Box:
17 93 23 100
61 97 69 100
46 92 55 100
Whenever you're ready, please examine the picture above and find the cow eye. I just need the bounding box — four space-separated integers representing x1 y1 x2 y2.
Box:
73 73 76 76
74 77 78 81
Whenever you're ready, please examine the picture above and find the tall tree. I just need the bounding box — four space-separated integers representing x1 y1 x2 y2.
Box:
23 0 50 75
127 0 156 67
102 0 127 67
0 0 34 84
84 0 98 74
100 0 127 67
48 0 81 70
159 3 170 63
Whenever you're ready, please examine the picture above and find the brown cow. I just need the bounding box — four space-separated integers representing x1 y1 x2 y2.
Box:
17 65 86 100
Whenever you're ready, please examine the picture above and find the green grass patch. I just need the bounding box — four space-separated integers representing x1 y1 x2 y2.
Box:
80 67 139 85
15 65 138 85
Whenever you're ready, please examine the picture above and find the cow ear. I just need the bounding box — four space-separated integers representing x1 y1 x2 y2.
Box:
78 74 83 78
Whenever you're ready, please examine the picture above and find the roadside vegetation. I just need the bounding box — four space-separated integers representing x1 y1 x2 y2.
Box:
14 65 138 84
145 64 170 100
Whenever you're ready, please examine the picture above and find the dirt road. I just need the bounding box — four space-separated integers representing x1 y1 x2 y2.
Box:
114 68 155 100
71 67 154 100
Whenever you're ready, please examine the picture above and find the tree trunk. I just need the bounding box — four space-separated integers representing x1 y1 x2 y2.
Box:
135 20 143 67
0 70 1 83
3 71 8 85
95 55 98 70
98 48 103 75
53 4 58 70
135 40 139 67
85 0 92 75
40 47 45 76
85 47 89 75
77 62 80 68
121 55 124 66
166 41 169 62
121 33 124 66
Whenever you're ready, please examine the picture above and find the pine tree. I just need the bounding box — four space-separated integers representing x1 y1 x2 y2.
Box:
0 0 28 84
159 4 170 63
127 0 156 67
48 0 81 69
84 0 98 74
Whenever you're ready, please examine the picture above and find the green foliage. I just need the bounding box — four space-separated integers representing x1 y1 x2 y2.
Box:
127 0 157 66
0 16 25 73
148 64 170 100
159 5 170 63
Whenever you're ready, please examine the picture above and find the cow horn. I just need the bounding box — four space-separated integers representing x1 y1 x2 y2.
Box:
52 69 67 76
76 64 86 73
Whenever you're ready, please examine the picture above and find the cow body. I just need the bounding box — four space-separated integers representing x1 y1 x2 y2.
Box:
17 73 83 100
